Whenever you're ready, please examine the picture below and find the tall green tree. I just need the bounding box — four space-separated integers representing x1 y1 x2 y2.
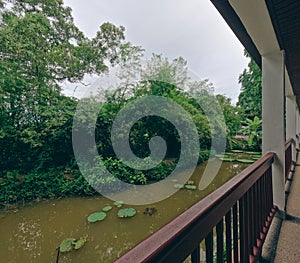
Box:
141 54 189 90
237 51 262 119
216 94 242 136
92 55 229 159
0 0 134 172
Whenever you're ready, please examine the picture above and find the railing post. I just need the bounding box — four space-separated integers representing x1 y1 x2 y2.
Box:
262 50 286 212
205 231 214 263
233 203 239 262
191 246 200 263
225 210 232 263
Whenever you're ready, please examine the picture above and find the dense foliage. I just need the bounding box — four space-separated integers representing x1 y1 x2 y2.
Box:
0 0 132 173
0 1 246 205
239 116 262 150
75 55 218 188
0 0 139 204
216 94 242 146
235 50 263 150
237 51 262 119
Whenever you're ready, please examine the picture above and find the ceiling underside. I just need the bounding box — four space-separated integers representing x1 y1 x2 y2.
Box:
211 0 300 107
265 0 300 105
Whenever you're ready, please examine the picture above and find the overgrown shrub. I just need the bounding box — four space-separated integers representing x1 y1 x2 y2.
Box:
0 169 96 206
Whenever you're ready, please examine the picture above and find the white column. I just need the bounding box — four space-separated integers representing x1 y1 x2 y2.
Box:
286 96 297 161
262 50 285 211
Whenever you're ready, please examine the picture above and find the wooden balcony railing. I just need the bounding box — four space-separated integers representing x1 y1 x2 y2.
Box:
285 138 294 182
114 152 277 263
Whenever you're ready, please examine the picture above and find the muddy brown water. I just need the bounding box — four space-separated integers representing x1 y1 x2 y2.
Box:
0 159 250 263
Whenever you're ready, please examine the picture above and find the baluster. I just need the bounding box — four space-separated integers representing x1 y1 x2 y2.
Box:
205 231 214 263
225 210 232 263
233 203 239 262
217 218 224 262
191 245 200 263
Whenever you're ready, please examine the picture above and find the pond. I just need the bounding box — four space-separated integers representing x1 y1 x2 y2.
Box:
0 152 259 263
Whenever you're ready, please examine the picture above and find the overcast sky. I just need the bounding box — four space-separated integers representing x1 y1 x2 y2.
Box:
63 0 249 103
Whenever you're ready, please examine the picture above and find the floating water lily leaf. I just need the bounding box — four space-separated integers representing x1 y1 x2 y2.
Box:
114 201 124 208
245 151 261 155
118 208 136 218
87 212 107 223
174 183 184 189
231 150 244 153
60 238 75 253
220 157 235 162
236 159 255 163
252 156 261 160
185 184 197 190
102 206 113 212
73 237 86 250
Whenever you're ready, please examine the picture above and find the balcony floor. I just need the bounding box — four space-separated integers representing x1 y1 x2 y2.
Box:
273 155 300 262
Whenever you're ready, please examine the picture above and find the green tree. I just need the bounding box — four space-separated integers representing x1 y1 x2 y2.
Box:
141 54 189 89
239 116 262 149
216 94 242 137
92 55 226 161
0 0 134 172
237 51 262 119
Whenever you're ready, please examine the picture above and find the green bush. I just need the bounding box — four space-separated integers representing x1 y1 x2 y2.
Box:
198 150 211 164
0 169 96 206
0 148 216 206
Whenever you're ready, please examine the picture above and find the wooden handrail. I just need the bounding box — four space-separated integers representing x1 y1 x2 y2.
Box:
285 138 294 150
115 152 275 263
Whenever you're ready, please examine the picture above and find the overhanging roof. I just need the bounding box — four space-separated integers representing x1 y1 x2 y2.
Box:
210 0 262 67
211 0 300 107
265 0 300 105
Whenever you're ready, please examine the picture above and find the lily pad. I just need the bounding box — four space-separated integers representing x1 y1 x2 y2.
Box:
87 212 107 223
114 201 124 208
185 184 197 190
252 156 261 160
118 208 137 218
73 237 86 250
220 157 235 162
231 150 244 153
59 238 76 253
102 206 113 212
174 183 184 189
236 159 255 163
245 151 261 155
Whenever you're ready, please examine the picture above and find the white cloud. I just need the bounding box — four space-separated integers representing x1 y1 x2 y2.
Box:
63 0 249 103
